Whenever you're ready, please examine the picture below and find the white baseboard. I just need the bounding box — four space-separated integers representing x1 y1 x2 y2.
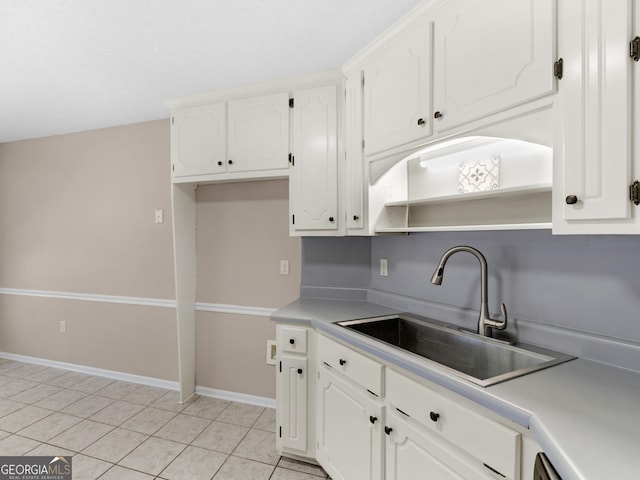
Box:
0 351 276 409
196 385 276 409
0 351 180 390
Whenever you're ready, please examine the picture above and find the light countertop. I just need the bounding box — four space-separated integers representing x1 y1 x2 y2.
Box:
272 297 640 480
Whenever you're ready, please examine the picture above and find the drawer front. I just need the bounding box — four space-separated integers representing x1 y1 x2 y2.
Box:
387 369 520 480
318 334 384 397
280 326 308 354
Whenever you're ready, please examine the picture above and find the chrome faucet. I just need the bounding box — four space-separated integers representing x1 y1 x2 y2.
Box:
431 245 507 337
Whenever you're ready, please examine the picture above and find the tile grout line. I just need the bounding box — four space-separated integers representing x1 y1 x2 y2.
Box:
1 360 327 480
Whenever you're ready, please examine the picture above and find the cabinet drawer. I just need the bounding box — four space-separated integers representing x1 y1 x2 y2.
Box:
387 369 520 480
280 326 308 354
318 334 383 397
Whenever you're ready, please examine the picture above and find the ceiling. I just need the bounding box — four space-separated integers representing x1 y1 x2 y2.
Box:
0 0 422 143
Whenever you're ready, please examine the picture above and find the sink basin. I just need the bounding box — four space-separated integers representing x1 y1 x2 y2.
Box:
336 314 575 387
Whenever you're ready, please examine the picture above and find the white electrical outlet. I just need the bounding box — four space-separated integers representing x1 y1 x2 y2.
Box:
280 260 290 275
266 340 277 365
59 320 66 333
380 258 389 276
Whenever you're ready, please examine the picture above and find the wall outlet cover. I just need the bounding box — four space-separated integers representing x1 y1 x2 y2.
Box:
266 340 277 365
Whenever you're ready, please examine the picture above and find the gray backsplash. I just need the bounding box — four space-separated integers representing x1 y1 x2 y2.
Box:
300 230 640 372
300 236 371 300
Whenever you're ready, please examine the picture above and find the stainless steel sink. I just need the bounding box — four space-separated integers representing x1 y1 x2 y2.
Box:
336 314 575 387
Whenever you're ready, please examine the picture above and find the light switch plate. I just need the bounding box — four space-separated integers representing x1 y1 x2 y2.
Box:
380 259 388 276
280 260 289 275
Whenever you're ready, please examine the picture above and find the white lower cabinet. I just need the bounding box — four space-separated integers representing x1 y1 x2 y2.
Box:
277 329 533 479
279 356 307 452
316 365 384 480
276 325 314 459
386 369 521 479
385 411 494 480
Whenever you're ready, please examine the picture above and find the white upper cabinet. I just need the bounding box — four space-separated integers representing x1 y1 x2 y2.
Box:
290 85 340 234
553 0 640 233
227 93 290 173
432 0 555 132
171 103 226 178
345 72 367 233
171 93 289 183
363 16 432 157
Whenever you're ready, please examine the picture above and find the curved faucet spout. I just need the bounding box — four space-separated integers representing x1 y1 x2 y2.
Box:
430 245 507 337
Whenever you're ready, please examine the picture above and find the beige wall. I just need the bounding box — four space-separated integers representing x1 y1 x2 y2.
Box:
195 180 301 398
0 120 179 380
0 120 175 298
196 312 278 398
196 180 301 307
0 123 301 396
0 295 178 380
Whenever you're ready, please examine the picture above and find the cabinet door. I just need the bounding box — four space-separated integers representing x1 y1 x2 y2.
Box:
363 16 432 156
316 367 383 480
385 412 495 480
433 0 555 132
290 85 339 232
345 72 366 232
227 93 289 173
171 103 226 177
554 0 634 227
279 356 307 452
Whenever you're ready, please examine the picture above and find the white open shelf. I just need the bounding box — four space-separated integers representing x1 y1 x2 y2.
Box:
385 183 552 207
372 136 554 233
375 222 552 233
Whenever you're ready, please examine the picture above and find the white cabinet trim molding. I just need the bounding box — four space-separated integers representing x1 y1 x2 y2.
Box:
195 302 277 317
0 288 277 317
0 287 176 309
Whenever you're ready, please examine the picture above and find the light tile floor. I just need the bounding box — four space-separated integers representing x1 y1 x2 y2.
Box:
0 359 329 480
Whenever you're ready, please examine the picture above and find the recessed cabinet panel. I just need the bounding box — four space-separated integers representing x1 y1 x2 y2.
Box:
555 0 633 223
171 103 226 177
385 412 495 480
290 85 338 232
280 356 307 452
363 16 432 156
386 369 520 479
433 0 555 132
228 93 289 173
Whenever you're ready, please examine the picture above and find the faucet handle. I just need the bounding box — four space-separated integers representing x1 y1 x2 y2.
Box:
496 303 508 330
